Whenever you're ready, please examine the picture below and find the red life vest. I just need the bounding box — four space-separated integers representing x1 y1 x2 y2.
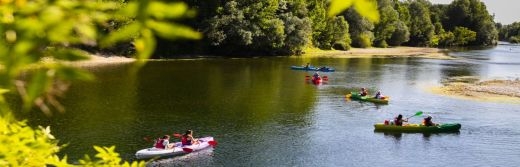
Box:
181 136 191 145
155 139 165 149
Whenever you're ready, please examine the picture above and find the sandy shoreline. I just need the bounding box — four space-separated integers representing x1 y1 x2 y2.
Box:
428 77 520 104
302 47 453 59
73 47 452 66
63 54 135 67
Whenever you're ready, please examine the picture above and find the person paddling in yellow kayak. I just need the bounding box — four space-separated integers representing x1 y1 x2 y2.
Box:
423 115 438 126
360 87 368 96
374 90 386 99
394 114 408 126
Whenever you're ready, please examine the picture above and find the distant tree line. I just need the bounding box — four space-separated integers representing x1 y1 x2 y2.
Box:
498 22 520 43
118 0 499 57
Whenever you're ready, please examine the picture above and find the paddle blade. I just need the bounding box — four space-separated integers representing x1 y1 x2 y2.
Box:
173 133 182 138
143 137 151 142
323 76 328 80
183 147 193 153
208 140 218 147
415 111 423 116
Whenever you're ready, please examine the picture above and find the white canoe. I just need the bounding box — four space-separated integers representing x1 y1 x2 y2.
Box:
135 136 216 159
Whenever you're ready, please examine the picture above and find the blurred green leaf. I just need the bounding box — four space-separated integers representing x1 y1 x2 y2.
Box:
24 71 51 110
328 0 379 23
75 24 98 43
353 0 379 23
48 21 74 43
328 0 354 17
101 22 141 47
148 2 188 19
50 48 91 61
134 28 156 60
14 40 35 56
146 21 202 40
40 6 65 25
55 65 95 81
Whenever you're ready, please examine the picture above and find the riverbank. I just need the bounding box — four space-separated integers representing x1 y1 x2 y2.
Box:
429 77 520 104
302 47 454 59
74 47 453 66
63 54 135 67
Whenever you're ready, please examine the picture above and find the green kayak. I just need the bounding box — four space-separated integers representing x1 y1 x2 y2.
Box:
346 92 389 104
374 123 461 133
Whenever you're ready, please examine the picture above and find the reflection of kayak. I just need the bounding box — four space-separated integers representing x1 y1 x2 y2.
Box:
135 137 216 159
346 92 389 104
374 123 461 133
290 66 335 72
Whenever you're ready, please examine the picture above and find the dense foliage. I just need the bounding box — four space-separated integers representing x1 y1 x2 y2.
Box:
155 0 499 57
498 22 520 43
0 0 200 166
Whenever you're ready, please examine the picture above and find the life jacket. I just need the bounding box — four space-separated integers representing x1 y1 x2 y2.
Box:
423 118 434 126
154 139 165 149
181 136 192 145
394 118 403 126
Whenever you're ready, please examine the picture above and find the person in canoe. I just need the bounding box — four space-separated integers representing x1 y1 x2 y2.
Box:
312 72 320 80
360 87 369 96
181 130 199 146
394 114 408 126
423 115 438 126
374 90 385 99
304 63 311 69
154 135 174 149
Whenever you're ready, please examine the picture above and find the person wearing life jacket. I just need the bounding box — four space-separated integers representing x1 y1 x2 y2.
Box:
154 135 173 149
423 115 437 127
394 114 408 126
304 63 311 69
374 90 385 99
360 88 369 96
181 130 199 146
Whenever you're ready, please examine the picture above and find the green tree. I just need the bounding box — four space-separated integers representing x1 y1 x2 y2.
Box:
443 0 497 45
499 22 520 43
206 0 312 55
406 0 434 46
344 8 374 48
388 21 410 46
0 0 200 165
453 26 477 45
374 0 399 47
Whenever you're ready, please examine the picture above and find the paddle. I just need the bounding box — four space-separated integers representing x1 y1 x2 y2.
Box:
306 75 328 80
406 111 423 119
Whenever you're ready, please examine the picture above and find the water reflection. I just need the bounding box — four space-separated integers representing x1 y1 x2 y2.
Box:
146 148 215 167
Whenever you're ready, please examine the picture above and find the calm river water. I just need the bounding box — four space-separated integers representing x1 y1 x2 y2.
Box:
18 43 520 166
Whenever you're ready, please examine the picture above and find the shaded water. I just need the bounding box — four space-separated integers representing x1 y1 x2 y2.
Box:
17 44 520 166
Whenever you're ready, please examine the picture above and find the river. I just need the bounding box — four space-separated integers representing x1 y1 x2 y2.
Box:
17 43 520 166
